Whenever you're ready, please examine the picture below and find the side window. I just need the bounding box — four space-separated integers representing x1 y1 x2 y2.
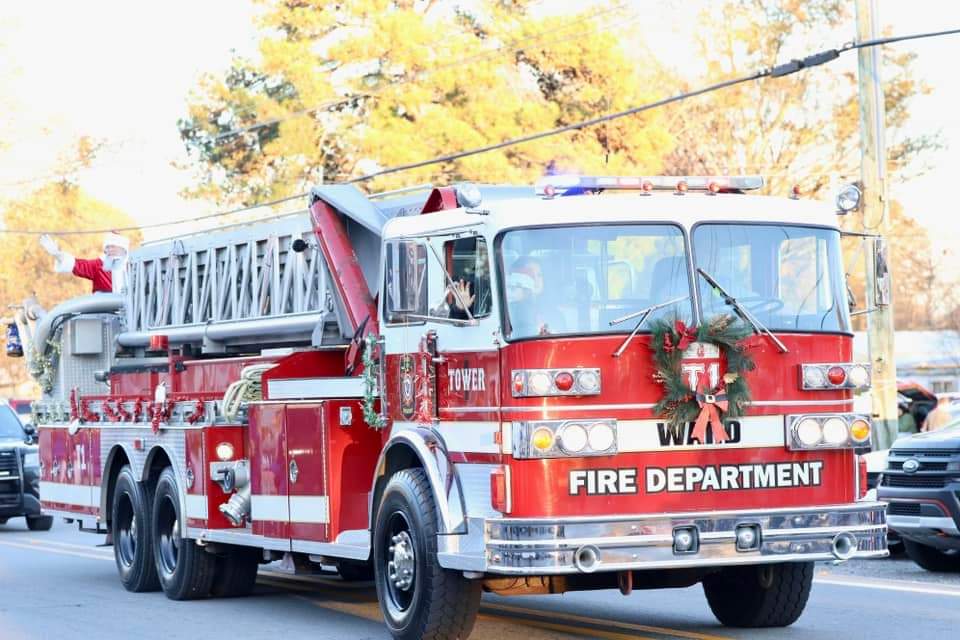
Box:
442 236 492 320
384 241 427 324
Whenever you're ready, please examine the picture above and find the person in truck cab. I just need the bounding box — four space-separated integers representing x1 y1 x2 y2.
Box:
506 256 553 337
39 232 130 294
898 399 918 434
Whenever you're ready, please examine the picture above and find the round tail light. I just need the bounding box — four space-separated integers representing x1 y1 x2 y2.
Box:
554 371 575 392
826 366 847 385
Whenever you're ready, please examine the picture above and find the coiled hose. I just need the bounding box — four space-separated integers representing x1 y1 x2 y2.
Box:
222 364 274 423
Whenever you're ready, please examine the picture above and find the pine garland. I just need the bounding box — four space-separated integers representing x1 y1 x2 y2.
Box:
361 333 386 429
650 314 755 427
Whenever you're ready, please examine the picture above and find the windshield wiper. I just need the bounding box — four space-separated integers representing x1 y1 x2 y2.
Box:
611 295 689 358
695 268 789 354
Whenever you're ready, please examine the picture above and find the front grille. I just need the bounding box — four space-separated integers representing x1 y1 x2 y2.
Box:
887 502 923 516
891 449 958 458
882 475 948 488
0 450 19 486
888 460 949 471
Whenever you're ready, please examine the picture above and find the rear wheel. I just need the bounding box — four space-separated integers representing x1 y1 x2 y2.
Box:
210 546 261 597
152 467 216 600
26 515 53 531
373 468 481 640
111 465 159 592
904 540 960 572
703 562 813 627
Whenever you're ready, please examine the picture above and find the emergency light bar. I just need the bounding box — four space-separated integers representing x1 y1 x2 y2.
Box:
535 174 764 197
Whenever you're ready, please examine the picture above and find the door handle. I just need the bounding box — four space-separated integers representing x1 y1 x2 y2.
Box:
289 458 299 484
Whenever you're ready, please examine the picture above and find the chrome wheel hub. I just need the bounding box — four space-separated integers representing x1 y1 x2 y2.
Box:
388 531 415 591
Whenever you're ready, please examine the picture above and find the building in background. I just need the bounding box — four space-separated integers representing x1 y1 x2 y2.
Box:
854 331 960 395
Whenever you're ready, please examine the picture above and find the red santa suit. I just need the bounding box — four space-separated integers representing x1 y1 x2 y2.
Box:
41 232 129 294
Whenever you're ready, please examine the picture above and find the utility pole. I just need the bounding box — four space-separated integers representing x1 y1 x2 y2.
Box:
855 0 898 449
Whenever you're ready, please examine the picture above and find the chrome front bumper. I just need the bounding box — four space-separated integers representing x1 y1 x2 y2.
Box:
478 502 887 575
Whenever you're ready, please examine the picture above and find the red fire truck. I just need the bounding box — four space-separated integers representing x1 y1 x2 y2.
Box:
15 175 886 640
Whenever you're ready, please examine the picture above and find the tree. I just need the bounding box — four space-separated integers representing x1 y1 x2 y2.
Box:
177 0 673 204
842 200 943 331
0 182 140 394
659 0 936 197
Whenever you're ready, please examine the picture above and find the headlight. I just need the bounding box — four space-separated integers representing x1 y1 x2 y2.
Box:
822 417 849 445
587 422 616 452
795 418 823 447
23 452 39 468
558 424 588 453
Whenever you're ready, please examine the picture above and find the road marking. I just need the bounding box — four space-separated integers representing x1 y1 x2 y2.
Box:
0 539 112 562
25 538 112 554
815 576 960 598
482 602 730 640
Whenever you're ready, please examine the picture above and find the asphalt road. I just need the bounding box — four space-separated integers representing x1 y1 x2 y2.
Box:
1 518 958 640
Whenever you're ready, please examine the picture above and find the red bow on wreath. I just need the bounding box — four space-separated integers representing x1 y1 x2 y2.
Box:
691 378 730 444
664 320 698 353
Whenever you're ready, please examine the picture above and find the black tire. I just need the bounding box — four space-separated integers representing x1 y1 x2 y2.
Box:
703 562 813 628
26 515 54 531
339 560 375 582
210 546 261 598
111 465 160 592
903 539 960 572
0 518 8 525
373 468 481 640
152 467 216 600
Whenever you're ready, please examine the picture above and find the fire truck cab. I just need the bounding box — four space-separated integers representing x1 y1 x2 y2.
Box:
16 175 886 640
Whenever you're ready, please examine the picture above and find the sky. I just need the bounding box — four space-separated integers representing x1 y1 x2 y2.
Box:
0 0 958 275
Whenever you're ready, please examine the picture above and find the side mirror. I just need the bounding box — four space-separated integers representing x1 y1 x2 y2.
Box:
872 237 891 308
22 423 36 444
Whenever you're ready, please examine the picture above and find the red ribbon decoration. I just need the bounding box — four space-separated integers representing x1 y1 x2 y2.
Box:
691 380 730 444
665 320 698 353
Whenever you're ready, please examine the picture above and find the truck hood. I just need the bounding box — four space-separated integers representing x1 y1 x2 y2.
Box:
892 422 960 450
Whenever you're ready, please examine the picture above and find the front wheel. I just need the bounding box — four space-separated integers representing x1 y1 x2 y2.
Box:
373 468 481 640
26 514 53 531
904 540 960 572
703 562 813 628
152 467 216 600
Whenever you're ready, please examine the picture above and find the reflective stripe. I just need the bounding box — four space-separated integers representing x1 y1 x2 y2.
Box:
267 377 364 400
289 496 329 524
39 482 100 507
185 494 208 519
250 494 330 523
391 421 500 454
616 415 785 451
250 495 289 521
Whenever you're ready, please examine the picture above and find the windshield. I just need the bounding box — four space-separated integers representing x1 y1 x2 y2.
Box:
0 406 25 440
693 224 850 333
498 224 692 339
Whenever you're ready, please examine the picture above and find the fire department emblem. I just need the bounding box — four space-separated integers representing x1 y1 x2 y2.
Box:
399 354 415 419
680 342 722 391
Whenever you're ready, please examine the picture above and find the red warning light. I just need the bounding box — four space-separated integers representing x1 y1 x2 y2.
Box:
675 180 688 194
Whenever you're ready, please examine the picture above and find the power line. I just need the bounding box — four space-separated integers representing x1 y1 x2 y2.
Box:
0 192 308 236
3 27 958 236
342 27 960 184
211 2 634 142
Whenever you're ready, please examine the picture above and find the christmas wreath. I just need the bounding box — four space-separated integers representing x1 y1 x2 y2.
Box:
650 314 755 443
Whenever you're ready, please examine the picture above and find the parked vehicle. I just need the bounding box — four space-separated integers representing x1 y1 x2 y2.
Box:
11 176 887 638
0 401 51 530
877 418 960 571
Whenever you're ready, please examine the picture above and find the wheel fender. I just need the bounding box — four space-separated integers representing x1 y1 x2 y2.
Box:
100 443 138 517
141 445 190 530
369 427 467 535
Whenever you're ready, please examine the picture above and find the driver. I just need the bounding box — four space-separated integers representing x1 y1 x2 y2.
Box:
506 256 549 337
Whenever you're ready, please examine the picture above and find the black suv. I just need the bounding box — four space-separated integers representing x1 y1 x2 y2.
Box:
0 403 52 531
878 423 960 571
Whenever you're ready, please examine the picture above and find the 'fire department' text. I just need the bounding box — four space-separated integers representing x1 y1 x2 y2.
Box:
645 461 824 493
